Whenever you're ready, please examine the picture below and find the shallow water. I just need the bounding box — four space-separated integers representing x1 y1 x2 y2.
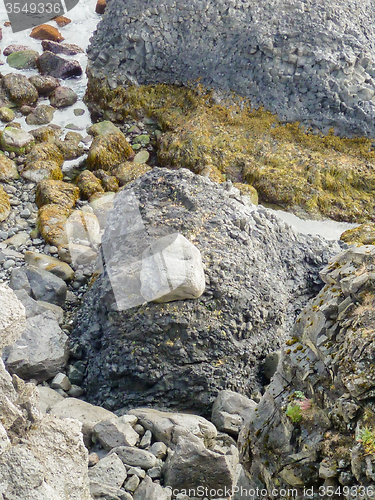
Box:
0 0 99 133
269 209 359 241
0 2 361 241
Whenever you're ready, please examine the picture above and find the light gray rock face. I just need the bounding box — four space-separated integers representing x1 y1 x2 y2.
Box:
238 245 375 496
88 0 375 137
211 390 258 436
0 358 91 500
37 386 65 413
0 284 26 349
71 168 340 414
49 398 116 446
93 417 139 450
133 476 170 500
128 408 217 447
88 453 127 494
5 311 69 382
163 434 239 498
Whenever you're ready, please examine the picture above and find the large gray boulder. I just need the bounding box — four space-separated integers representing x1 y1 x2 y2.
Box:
49 398 116 446
71 168 339 414
163 433 239 498
88 0 375 137
211 390 258 436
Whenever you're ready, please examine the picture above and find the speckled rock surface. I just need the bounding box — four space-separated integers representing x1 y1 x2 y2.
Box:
71 168 340 414
238 245 375 496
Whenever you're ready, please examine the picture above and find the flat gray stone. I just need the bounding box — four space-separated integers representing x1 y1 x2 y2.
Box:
110 446 158 470
93 417 139 450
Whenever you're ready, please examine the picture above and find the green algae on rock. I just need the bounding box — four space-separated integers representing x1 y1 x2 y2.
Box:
37 204 72 247
85 78 375 222
7 50 39 70
0 107 15 123
2 73 38 106
111 161 151 186
77 170 104 200
0 127 35 155
341 223 375 246
36 180 79 209
26 142 64 167
21 160 63 183
86 132 134 171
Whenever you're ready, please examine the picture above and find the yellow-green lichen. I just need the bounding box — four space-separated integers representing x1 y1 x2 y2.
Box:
85 76 375 222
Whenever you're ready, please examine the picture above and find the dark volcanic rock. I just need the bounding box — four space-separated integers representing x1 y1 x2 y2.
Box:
238 245 375 496
41 40 84 56
37 51 82 79
87 0 375 138
71 168 340 414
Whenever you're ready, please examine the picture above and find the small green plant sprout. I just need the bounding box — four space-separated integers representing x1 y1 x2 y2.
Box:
286 403 302 423
357 426 375 456
285 391 312 423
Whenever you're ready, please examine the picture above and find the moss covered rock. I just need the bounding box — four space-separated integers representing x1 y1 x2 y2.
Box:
0 185 10 221
233 182 258 205
85 79 375 222
54 138 84 160
7 50 39 70
37 204 71 247
3 73 38 106
111 161 151 186
88 121 121 137
22 160 63 183
26 142 64 167
0 107 15 123
29 125 63 144
86 132 134 171
36 180 79 208
0 154 19 182
0 127 35 155
77 170 104 200
341 223 375 246
101 175 119 192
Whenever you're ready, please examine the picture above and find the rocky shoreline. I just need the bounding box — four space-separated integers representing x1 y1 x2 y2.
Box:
1 2 375 500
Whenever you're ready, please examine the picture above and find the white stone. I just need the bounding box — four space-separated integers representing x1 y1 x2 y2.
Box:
211 390 258 435
88 453 127 490
49 398 116 446
37 386 65 414
140 233 205 303
0 422 10 455
133 475 170 500
93 417 139 450
1 127 34 149
51 373 71 392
